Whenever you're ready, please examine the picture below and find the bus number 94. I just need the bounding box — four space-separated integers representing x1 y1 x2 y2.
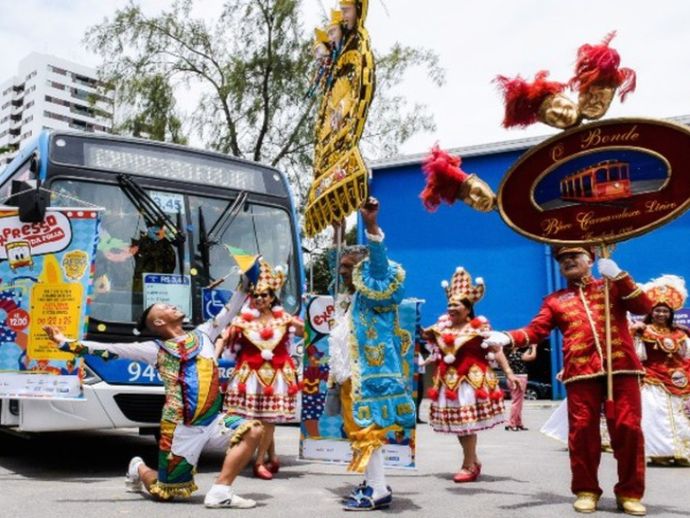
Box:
127 362 161 383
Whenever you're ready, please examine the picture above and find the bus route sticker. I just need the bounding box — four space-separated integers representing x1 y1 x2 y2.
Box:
143 273 192 318
497 118 690 245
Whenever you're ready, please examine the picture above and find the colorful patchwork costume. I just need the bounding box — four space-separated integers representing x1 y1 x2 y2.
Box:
59 291 256 499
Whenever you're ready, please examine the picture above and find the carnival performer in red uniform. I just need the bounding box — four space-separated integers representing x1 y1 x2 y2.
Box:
486 246 652 516
423 267 518 483
631 275 690 467
217 260 304 480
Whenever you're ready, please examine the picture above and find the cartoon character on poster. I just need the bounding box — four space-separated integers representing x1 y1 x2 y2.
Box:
299 295 420 469
0 207 102 399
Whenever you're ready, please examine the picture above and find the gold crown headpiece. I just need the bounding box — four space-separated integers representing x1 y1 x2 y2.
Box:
314 27 329 47
641 274 687 311
254 258 287 294
339 0 356 6
441 267 485 307
329 9 343 27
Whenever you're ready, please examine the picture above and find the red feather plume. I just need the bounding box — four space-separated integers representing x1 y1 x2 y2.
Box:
445 388 458 401
494 71 566 128
263 385 274 397
420 146 469 212
569 31 636 101
237 382 247 394
427 387 440 401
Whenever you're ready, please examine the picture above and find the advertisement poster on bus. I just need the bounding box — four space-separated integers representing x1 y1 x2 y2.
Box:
0 207 102 399
299 295 420 469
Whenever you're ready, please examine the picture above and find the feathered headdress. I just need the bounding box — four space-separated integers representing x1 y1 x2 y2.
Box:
494 71 567 128
569 31 636 102
420 146 469 211
640 275 687 311
441 267 485 307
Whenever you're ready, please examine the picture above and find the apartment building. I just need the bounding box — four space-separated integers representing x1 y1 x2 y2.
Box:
0 53 113 165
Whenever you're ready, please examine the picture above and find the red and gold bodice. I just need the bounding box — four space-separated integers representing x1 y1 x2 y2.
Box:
636 324 690 396
229 308 297 386
427 316 499 395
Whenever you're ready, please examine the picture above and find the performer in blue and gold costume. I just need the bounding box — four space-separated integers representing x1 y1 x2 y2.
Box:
328 197 415 511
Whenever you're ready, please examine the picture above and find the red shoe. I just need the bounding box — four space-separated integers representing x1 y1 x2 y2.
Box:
453 463 481 483
253 464 273 480
265 458 280 474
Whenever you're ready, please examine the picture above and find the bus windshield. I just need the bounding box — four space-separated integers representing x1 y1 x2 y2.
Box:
50 178 298 324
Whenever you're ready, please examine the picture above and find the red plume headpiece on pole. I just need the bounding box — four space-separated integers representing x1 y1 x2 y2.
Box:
420 147 496 213
494 71 566 128
569 31 636 102
420 146 469 211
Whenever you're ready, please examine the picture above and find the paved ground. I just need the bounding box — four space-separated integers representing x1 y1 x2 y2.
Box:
0 403 688 517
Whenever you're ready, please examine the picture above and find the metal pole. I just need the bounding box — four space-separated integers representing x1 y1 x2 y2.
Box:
600 244 615 418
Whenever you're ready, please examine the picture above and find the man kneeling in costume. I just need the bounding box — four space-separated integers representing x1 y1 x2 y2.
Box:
328 197 416 511
43 278 261 509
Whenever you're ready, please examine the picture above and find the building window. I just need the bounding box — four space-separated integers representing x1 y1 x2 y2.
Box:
49 65 68 75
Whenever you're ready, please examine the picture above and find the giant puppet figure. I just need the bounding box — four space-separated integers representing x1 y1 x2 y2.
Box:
304 0 375 236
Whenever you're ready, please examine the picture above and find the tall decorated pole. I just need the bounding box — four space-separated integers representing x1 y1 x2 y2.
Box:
304 0 375 236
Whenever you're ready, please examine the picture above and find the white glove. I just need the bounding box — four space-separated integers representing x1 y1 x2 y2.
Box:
483 331 511 348
597 258 622 279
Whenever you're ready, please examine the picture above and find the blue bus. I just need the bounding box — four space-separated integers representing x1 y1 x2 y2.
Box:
0 130 303 433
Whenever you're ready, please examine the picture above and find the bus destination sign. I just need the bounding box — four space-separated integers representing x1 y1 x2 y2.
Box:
497 118 690 245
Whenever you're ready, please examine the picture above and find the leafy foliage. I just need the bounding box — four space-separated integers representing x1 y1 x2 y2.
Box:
85 0 445 257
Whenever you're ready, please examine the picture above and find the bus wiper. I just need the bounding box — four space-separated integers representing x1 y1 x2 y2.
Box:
208 191 248 244
197 191 248 284
117 174 185 245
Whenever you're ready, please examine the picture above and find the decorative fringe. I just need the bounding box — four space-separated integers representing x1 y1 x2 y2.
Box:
347 424 402 473
494 71 566 128
149 480 198 500
228 419 261 448
420 146 469 211
569 31 636 101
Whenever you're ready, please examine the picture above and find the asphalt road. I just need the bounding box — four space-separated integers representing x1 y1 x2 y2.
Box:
0 403 687 518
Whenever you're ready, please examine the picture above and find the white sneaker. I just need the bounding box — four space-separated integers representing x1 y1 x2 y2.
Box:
204 486 256 509
125 456 144 493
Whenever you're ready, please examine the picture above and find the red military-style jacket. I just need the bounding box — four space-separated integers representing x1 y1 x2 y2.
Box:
508 272 653 384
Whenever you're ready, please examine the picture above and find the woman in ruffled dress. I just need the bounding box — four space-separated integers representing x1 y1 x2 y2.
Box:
217 259 304 479
422 267 518 482
631 275 690 466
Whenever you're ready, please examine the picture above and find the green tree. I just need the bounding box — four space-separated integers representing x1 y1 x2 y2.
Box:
85 0 444 207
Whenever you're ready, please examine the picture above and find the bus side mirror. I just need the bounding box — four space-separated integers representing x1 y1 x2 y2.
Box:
8 180 48 223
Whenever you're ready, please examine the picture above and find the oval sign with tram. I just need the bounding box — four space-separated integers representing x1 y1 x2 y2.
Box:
497 118 690 245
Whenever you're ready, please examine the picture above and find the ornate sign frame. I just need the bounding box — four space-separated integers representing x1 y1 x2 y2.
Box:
498 118 690 245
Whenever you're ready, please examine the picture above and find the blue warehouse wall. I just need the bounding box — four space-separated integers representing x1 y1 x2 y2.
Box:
367 142 690 398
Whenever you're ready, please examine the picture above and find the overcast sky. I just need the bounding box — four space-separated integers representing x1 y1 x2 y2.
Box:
2 0 688 157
